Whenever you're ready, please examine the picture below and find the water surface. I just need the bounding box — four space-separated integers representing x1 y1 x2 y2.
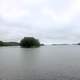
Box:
0 46 80 80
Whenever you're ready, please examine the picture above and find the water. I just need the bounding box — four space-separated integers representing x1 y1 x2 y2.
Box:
0 46 80 80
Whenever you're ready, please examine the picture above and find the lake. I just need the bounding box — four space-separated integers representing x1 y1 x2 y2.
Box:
0 45 80 80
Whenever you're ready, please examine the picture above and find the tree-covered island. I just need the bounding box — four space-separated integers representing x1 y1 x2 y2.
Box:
20 37 40 48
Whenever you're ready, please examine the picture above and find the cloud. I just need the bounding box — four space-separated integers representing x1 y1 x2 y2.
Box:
0 0 80 43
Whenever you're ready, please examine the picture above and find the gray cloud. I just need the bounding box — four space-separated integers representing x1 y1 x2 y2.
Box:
0 0 80 43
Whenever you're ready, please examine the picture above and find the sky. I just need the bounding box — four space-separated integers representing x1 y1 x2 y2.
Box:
0 0 80 44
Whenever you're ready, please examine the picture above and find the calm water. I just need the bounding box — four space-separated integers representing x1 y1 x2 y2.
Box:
0 46 80 80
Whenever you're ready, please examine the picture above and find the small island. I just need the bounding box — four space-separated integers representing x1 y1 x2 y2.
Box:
20 37 40 48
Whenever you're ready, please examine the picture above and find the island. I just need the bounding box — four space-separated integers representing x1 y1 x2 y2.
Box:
20 37 40 48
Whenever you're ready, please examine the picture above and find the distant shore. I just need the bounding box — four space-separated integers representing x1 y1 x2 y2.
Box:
0 37 80 47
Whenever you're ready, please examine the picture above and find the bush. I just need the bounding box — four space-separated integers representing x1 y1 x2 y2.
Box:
20 37 40 48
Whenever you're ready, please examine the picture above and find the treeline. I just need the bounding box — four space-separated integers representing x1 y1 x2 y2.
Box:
0 37 43 48
0 41 19 46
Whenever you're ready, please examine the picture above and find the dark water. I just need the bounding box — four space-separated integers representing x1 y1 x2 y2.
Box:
0 46 80 80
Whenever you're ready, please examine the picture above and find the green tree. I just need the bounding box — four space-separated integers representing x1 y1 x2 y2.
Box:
20 37 40 48
0 41 4 46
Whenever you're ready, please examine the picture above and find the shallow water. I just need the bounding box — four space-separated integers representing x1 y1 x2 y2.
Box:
0 45 80 80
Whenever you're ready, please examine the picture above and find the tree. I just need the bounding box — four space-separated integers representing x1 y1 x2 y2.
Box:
0 41 4 46
20 37 40 48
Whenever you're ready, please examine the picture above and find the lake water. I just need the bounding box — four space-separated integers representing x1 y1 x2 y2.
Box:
0 46 80 80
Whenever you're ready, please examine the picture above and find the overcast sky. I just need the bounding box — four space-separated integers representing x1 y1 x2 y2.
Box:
0 0 80 44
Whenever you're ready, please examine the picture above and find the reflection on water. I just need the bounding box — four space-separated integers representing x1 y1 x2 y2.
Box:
0 46 80 80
